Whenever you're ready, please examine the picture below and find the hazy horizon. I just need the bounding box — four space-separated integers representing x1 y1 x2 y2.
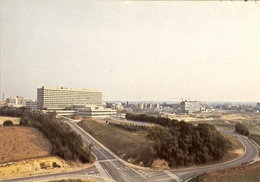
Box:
1 1 259 102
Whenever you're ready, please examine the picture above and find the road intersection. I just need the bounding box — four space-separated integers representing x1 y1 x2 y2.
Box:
2 118 259 182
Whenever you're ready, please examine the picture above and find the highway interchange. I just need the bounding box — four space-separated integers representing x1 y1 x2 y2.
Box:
2 118 259 182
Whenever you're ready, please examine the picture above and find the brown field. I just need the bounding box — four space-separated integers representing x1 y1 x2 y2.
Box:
0 126 92 180
0 126 52 163
0 116 20 125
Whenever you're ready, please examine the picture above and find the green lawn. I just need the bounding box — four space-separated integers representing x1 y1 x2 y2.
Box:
191 161 260 182
250 127 260 135
77 119 245 168
78 119 154 166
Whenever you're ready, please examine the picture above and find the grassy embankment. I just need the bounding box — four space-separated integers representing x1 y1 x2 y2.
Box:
191 161 260 182
78 119 244 168
250 127 260 135
78 119 154 166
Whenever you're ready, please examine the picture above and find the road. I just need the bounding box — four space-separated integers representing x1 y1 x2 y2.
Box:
172 132 259 181
2 118 259 182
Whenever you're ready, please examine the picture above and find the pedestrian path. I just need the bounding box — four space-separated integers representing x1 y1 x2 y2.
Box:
164 170 181 182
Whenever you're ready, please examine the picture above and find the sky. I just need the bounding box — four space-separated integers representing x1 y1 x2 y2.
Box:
1 0 260 102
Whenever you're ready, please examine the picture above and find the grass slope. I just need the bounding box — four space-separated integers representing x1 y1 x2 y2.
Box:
191 161 260 182
78 119 154 166
250 127 260 135
78 119 244 168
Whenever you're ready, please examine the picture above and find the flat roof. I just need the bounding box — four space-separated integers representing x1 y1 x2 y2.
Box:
38 86 101 92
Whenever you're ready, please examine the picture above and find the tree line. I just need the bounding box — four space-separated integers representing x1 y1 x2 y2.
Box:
126 113 232 167
108 122 149 132
126 113 180 127
0 106 94 163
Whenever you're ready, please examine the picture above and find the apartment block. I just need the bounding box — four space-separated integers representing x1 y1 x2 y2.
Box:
180 100 201 113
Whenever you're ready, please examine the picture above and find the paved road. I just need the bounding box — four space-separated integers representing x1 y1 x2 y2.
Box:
173 132 259 181
2 119 259 182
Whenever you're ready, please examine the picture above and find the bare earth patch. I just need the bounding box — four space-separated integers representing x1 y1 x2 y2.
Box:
230 149 244 155
0 126 92 180
0 156 92 180
0 126 52 163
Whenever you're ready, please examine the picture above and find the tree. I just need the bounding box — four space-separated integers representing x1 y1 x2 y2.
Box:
3 120 13 126
235 123 249 136
88 143 94 151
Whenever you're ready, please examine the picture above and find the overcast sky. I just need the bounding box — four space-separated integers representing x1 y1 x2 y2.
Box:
1 1 259 102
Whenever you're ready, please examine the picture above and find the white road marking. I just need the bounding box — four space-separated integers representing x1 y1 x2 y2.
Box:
164 170 181 182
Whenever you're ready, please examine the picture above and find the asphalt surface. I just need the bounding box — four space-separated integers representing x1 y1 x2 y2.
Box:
2 118 259 182
173 132 259 181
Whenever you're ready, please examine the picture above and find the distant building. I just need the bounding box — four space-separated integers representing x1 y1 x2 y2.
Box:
26 100 38 110
6 96 32 108
111 103 124 111
0 101 5 107
37 86 102 110
257 103 260 108
145 107 161 115
180 100 201 114
78 106 117 118
161 107 174 113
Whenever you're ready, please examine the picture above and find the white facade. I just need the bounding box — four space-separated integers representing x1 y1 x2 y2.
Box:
37 86 102 110
6 96 32 108
78 106 117 118
180 101 201 113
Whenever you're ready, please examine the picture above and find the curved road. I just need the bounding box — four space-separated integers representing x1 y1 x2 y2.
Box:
2 119 259 182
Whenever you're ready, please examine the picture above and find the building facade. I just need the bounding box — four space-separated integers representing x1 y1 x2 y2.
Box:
25 100 38 110
37 86 102 110
78 106 117 118
180 100 201 113
6 96 32 107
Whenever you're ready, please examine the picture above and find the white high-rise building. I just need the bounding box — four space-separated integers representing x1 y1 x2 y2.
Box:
37 86 102 110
